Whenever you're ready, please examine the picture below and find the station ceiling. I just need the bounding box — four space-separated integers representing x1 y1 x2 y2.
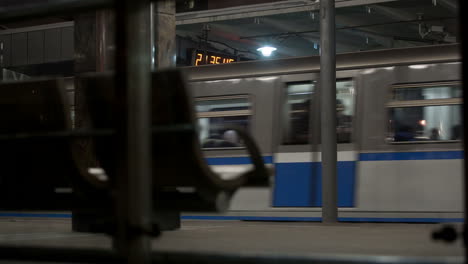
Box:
176 0 459 59
0 0 460 61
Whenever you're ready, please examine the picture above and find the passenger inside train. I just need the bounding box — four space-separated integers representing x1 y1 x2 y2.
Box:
336 99 352 143
202 130 240 148
389 82 462 142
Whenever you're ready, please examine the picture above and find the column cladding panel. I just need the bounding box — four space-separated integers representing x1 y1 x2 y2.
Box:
28 31 44 65
44 28 61 62
0 34 12 67
61 27 74 61
11 33 27 66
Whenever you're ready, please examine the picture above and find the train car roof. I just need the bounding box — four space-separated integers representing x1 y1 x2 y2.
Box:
183 44 460 82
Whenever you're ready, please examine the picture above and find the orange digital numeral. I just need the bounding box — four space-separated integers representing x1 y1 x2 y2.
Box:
223 58 235 63
195 53 203 66
196 52 235 66
208 55 214 64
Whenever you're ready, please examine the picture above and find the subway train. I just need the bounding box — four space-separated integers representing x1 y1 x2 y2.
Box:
0 44 462 223
181 44 463 222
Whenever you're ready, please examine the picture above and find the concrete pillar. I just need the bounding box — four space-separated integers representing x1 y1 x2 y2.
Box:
72 10 116 233
74 10 115 128
75 10 115 74
73 10 115 173
151 0 176 69
73 2 179 234
150 0 180 230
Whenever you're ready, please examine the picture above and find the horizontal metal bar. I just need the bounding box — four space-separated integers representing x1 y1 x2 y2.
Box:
195 95 249 101
392 81 461 89
152 124 195 134
0 245 462 264
0 124 195 141
0 0 114 22
197 110 252 118
0 129 114 141
0 0 170 22
387 98 462 108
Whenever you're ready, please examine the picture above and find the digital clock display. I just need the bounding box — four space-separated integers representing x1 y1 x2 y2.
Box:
192 50 237 66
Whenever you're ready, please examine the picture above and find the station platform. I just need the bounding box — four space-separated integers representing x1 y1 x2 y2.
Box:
0 215 463 263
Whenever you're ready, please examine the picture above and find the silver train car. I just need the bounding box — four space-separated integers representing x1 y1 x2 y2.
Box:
182 44 463 222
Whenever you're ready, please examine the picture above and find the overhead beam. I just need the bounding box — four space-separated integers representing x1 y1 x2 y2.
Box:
370 5 416 21
176 0 400 25
437 0 458 13
0 21 73 35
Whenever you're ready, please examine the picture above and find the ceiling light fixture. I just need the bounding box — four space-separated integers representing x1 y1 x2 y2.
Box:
257 46 277 57
409 64 430 69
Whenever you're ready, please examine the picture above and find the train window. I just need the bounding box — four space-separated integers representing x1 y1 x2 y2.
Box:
387 81 462 143
336 80 355 143
282 82 315 144
195 95 251 149
282 79 355 145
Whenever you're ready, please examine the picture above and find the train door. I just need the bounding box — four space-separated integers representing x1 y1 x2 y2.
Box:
190 76 279 211
272 72 358 208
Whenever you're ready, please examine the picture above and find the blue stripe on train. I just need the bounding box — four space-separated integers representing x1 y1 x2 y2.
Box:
360 151 463 161
0 213 462 223
0 213 72 218
181 215 463 223
206 156 273 165
273 161 356 207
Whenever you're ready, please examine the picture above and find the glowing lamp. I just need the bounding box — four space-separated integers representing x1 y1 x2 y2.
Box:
257 46 277 57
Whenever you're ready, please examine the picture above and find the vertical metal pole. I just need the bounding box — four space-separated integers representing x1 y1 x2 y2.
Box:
150 2 155 71
320 0 338 223
115 0 152 263
459 0 467 261
1 40 4 80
